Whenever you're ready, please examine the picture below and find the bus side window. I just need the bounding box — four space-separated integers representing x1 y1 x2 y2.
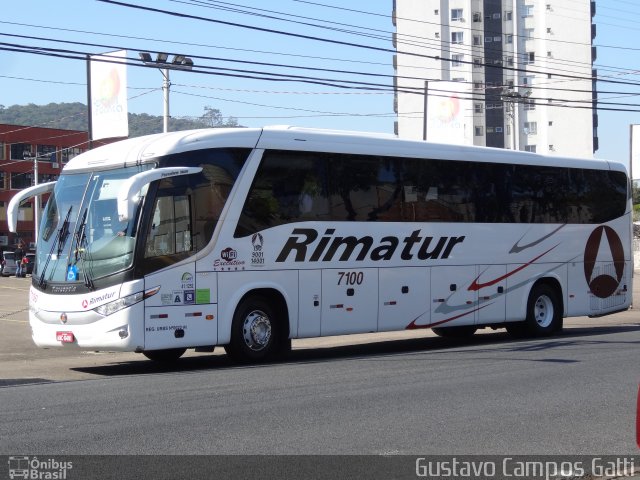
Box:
144 194 192 259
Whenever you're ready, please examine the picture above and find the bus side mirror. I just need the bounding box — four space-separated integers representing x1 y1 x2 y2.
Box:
7 181 56 233
116 167 202 222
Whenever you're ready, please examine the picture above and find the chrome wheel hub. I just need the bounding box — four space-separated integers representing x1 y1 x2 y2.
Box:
242 310 272 351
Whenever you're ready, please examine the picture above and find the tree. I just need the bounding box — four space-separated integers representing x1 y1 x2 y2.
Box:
200 106 238 128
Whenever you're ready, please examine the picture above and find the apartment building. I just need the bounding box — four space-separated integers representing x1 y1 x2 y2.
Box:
393 0 597 158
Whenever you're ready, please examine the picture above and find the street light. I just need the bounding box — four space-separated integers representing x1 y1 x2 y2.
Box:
138 52 194 133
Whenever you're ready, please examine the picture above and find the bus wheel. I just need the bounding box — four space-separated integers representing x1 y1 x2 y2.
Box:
142 348 186 362
508 284 562 337
432 326 477 338
225 296 278 363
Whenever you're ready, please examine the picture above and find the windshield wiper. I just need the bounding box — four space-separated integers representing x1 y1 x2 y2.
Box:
72 208 95 291
38 206 73 289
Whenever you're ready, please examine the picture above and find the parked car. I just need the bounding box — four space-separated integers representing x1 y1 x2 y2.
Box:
1 251 17 277
24 253 35 275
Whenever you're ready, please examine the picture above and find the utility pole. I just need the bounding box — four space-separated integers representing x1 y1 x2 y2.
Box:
423 81 429 141
501 88 531 151
162 68 170 134
139 53 194 133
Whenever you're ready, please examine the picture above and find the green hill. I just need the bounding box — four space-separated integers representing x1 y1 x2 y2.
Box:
0 103 240 137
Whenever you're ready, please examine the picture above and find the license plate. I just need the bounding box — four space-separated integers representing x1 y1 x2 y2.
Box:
56 331 75 343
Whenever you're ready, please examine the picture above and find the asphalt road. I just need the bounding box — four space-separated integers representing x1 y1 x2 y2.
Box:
1 275 639 457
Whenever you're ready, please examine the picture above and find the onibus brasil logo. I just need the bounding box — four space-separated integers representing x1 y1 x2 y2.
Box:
8 456 73 479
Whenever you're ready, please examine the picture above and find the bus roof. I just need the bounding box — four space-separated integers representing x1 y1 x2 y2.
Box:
63 126 627 175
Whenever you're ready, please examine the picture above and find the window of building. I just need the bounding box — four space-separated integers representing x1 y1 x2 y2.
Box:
485 36 493 43
473 12 482 22
549 145 555 151
473 57 483 68
10 143 33 160
473 35 482 46
524 52 535 65
487 127 495 134
524 145 537 153
0 171 5 189
493 36 502 42
451 8 464 21
505 34 513 44
505 56 514 66
475 103 484 113
452 31 464 44
475 126 484 136
435 32 440 38
524 100 536 111
525 28 534 39
523 5 534 17
549 121 553 126
36 144 58 162
473 81 484 90
10 172 33 190
524 122 537 134
0 142 4 160
506 125 511 134
496 127 503 133
522 75 535 86
452 54 464 67
452 77 465 82
493 13 501 19
505 11 513 21
434 9 439 15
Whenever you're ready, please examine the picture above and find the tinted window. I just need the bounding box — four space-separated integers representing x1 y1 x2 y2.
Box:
142 148 250 273
234 150 627 237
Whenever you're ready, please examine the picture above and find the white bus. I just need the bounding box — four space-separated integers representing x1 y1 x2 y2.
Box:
8 126 632 363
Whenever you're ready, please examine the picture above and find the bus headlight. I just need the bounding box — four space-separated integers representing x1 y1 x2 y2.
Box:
94 292 144 316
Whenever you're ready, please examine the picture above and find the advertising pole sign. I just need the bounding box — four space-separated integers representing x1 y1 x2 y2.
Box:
89 50 129 141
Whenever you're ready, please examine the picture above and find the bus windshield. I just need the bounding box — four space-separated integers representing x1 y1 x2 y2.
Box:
36 165 152 285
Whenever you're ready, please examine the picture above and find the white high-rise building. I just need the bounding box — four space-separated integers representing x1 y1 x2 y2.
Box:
393 0 597 158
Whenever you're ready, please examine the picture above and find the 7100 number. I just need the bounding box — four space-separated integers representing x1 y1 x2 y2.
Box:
337 271 364 285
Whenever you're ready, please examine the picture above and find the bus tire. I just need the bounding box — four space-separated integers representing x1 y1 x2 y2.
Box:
508 283 562 338
142 348 186 362
432 326 477 338
225 296 280 363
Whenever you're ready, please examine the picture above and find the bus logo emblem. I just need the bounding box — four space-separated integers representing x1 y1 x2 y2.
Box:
584 226 625 298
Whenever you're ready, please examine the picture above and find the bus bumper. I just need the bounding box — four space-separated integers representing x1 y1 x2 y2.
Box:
29 303 145 352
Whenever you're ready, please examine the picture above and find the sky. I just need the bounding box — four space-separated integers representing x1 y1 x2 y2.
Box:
2 0 640 170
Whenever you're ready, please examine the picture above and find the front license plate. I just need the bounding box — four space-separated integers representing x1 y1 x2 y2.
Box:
56 331 75 343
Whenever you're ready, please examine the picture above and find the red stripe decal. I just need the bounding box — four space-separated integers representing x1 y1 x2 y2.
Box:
468 245 558 292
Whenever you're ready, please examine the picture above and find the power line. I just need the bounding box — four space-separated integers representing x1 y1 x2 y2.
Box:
6 36 640 113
